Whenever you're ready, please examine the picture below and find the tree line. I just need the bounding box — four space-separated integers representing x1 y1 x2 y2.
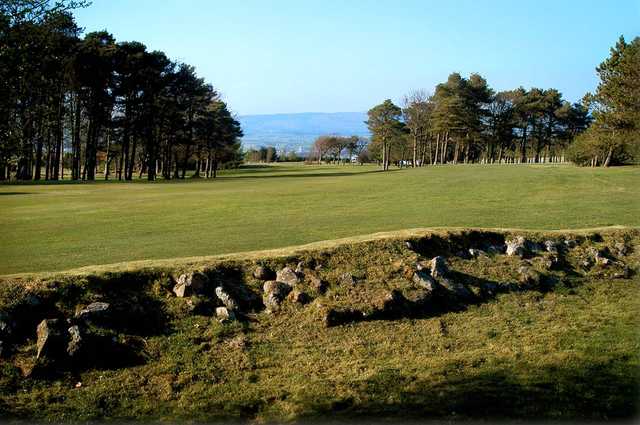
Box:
0 0 243 181
364 35 638 169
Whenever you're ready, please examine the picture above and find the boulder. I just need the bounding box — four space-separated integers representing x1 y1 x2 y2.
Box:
36 319 64 360
66 325 83 357
412 270 438 292
544 240 560 255
338 272 356 286
613 266 631 279
216 307 236 322
173 272 208 297
614 242 629 256
310 276 328 293
506 236 527 257
262 281 291 312
588 247 611 266
276 267 301 286
468 248 486 258
215 286 238 310
252 265 274 280
517 266 542 289
75 302 110 319
438 277 473 300
287 290 310 304
295 261 305 275
430 256 448 278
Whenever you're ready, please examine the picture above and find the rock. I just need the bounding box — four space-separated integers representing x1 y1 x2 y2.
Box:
613 266 631 279
544 240 560 255
517 266 542 289
506 236 527 257
468 248 486 258
215 286 237 310
262 281 291 312
0 312 12 338
439 277 473 300
294 261 305 275
412 270 438 292
36 319 64 360
564 239 578 248
276 267 300 286
66 325 83 357
338 272 356 286
588 247 611 266
252 265 274 280
287 290 310 304
614 242 629 256
430 256 448 278
75 302 110 319
405 241 415 250
173 272 208 297
216 307 236 322
310 276 327 293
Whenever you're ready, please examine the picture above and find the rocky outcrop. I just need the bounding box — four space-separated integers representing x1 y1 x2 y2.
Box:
215 286 238 311
253 265 274 280
173 272 208 297
263 281 292 312
216 307 236 322
75 302 110 319
506 236 528 257
276 267 301 286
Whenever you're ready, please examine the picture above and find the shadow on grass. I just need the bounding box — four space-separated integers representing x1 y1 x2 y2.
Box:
0 192 32 196
296 357 640 421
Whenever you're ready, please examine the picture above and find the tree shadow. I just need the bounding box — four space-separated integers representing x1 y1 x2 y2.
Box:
295 356 640 421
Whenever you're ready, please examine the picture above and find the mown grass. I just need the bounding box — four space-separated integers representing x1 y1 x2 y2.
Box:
0 228 638 422
1 163 639 274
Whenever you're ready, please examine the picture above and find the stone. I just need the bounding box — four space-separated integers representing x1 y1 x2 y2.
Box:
262 281 291 312
506 236 527 257
613 266 631 279
66 325 83 357
276 267 300 286
215 286 237 310
614 242 629 256
412 270 438 292
338 272 356 286
287 290 309 304
252 265 274 280
544 240 559 255
430 256 448 278
468 248 486 258
517 266 542 289
216 307 236 322
173 272 208 297
36 319 64 360
310 276 327 293
588 247 611 266
564 239 578 248
75 302 110 319
439 277 473 300
295 261 305 275
0 312 12 338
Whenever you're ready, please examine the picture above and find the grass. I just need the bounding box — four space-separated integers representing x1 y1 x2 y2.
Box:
1 163 639 275
0 228 638 422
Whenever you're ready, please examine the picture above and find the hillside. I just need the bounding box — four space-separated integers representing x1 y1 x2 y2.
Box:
238 112 369 152
0 227 638 421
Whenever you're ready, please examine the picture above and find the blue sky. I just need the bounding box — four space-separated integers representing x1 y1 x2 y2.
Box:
74 0 639 115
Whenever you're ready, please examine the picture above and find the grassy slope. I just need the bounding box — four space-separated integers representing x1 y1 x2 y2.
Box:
1 163 639 274
0 228 638 422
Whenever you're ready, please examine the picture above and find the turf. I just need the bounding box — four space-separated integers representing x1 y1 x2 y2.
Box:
1 163 638 274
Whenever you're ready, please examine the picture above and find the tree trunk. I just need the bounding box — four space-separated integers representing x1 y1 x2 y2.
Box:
603 147 613 167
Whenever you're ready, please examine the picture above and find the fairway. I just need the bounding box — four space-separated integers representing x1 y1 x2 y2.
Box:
1 163 639 275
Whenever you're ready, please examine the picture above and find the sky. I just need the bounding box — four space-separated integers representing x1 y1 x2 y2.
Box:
74 0 640 116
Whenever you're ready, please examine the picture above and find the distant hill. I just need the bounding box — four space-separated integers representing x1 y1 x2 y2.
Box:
238 112 370 153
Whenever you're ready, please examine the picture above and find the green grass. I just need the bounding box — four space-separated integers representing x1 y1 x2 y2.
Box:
1 163 639 275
